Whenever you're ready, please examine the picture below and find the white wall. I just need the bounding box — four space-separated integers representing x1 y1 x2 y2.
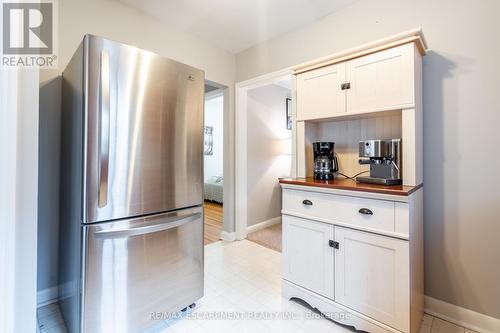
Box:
246 84 292 226
42 0 235 85
37 77 62 300
236 0 500 319
37 0 237 298
204 94 224 181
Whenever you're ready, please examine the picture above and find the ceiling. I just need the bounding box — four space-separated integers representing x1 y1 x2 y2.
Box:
116 0 357 53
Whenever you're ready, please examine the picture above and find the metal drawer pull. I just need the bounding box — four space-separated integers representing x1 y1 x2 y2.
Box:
358 208 373 215
94 213 201 239
302 199 313 206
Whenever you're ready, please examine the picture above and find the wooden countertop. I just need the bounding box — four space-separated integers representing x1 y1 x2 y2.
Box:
279 177 422 196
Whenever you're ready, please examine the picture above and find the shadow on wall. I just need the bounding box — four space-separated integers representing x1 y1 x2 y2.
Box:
246 84 292 227
422 50 477 310
37 76 62 297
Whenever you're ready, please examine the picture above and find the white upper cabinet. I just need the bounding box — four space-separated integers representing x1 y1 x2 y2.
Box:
334 226 410 332
296 62 346 121
346 43 415 113
282 215 335 299
295 42 418 120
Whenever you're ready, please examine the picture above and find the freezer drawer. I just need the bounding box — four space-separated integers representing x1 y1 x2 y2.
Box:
82 206 204 333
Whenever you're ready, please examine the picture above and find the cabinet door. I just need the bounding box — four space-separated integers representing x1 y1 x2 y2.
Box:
334 226 409 332
296 62 346 121
346 43 414 113
282 215 334 299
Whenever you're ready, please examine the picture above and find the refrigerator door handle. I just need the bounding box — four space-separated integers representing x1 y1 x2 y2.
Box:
93 212 202 239
98 50 110 208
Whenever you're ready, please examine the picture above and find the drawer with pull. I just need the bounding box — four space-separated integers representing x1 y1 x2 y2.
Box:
282 188 396 233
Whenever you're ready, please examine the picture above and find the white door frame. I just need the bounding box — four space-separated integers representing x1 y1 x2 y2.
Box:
235 68 296 240
204 80 236 241
0 68 39 332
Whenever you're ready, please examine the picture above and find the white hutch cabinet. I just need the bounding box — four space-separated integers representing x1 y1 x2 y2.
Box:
281 28 427 333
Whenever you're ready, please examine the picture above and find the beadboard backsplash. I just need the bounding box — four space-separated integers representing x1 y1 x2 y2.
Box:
304 112 403 178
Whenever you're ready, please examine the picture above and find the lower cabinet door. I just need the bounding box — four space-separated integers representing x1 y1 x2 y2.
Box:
334 226 409 332
282 215 334 299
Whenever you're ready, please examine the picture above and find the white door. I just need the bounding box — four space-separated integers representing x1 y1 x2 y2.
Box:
296 63 346 121
346 43 415 113
334 226 409 332
282 215 334 299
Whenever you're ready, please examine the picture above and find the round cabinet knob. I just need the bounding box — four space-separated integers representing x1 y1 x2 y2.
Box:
302 200 313 206
358 208 373 215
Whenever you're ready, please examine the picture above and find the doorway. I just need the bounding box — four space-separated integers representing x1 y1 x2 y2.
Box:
204 82 224 245
235 70 294 251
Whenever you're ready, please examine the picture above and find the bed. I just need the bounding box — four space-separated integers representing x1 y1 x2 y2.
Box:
204 176 223 203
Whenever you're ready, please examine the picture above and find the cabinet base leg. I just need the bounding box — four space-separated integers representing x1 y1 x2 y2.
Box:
282 279 401 333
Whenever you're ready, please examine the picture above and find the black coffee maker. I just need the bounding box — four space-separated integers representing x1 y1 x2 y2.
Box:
313 142 339 180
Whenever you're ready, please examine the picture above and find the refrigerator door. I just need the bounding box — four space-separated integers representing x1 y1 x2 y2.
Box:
82 206 204 333
84 35 204 223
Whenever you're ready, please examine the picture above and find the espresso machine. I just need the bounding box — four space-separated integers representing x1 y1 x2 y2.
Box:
357 139 402 185
313 142 339 180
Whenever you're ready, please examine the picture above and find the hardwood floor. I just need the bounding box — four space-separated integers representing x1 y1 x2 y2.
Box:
204 201 223 245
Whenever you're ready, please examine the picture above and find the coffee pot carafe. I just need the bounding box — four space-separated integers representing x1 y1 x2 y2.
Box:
313 142 339 180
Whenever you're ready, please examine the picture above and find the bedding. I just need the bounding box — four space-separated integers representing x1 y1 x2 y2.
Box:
204 176 223 203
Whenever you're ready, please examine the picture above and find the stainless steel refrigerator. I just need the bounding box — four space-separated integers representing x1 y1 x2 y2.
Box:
59 35 204 333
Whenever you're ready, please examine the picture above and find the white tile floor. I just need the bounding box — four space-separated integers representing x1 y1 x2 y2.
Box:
38 240 475 333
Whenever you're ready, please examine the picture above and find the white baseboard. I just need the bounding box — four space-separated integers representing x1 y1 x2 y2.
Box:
425 296 500 333
37 286 59 308
247 216 281 234
219 231 236 242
